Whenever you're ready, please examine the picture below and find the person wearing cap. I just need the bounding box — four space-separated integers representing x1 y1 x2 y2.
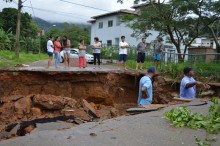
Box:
137 66 157 106
153 37 164 67
180 67 210 99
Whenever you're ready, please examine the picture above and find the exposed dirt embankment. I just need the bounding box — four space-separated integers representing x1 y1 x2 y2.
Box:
0 70 183 139
0 71 139 104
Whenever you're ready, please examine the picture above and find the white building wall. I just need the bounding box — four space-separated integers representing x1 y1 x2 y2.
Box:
90 15 162 47
89 13 187 62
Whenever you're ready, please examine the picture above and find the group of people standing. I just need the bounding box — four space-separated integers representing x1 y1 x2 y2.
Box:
47 36 89 69
46 34 165 70
46 36 72 69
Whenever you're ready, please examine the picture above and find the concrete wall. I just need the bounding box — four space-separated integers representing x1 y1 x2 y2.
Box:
188 47 217 62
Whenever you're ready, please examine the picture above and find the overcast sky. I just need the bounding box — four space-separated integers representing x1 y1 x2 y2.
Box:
0 0 134 23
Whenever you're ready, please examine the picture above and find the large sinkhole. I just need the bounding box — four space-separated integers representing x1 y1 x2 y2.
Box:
0 70 178 139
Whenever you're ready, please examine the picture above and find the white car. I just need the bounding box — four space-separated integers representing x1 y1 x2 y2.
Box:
60 49 94 64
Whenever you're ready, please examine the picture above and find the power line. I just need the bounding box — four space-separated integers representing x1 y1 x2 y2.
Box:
23 6 90 20
60 0 111 12
29 0 36 19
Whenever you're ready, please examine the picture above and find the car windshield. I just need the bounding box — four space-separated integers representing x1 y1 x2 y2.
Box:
70 50 78 54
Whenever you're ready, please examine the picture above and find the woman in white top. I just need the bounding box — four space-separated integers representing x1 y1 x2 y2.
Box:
92 37 102 69
46 36 54 69
78 39 87 68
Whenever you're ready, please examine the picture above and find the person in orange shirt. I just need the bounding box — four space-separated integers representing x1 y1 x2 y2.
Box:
54 36 61 68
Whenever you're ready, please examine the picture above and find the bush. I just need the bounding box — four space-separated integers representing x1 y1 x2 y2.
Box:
0 28 14 50
20 37 40 53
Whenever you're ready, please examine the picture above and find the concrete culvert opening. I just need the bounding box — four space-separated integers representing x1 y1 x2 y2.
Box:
0 70 179 140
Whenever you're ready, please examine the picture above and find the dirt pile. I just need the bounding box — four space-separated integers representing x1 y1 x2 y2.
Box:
0 94 124 139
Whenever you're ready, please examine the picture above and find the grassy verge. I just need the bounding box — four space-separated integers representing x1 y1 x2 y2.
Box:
126 60 154 69
0 50 48 68
126 60 220 82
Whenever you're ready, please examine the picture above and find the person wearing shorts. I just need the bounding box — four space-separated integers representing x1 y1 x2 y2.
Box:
118 36 129 71
62 36 71 67
153 37 164 67
46 36 54 69
136 38 147 70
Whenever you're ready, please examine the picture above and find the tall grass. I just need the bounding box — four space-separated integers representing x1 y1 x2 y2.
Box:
0 50 47 68
126 60 154 70
126 59 220 81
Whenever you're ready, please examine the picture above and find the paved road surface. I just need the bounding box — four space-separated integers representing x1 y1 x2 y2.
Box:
0 101 219 146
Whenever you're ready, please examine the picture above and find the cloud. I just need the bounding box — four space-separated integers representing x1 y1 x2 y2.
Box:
0 0 134 23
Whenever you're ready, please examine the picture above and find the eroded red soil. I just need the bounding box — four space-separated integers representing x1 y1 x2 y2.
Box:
1 70 214 139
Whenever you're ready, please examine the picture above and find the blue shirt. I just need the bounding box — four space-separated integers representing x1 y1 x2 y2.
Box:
180 76 196 98
138 75 153 105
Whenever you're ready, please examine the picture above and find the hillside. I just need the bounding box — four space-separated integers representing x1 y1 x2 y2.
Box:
33 17 91 30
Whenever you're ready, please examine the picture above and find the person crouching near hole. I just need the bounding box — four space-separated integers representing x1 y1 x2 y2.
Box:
137 66 158 106
180 67 210 100
54 36 61 68
92 37 102 69
136 38 147 70
46 36 54 69
118 36 129 71
62 36 71 68
78 39 87 68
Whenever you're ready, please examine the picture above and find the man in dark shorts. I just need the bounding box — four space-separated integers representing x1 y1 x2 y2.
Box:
118 36 129 70
136 38 147 70
46 36 54 69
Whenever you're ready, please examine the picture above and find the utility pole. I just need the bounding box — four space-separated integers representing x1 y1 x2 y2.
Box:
15 0 22 58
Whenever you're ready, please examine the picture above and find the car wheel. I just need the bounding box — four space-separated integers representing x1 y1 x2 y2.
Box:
60 57 64 63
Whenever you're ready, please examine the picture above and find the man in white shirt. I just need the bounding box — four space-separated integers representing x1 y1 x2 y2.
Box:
46 36 54 69
118 36 129 70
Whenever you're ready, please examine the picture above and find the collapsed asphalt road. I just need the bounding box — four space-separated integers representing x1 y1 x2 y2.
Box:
0 60 219 146
0 100 219 146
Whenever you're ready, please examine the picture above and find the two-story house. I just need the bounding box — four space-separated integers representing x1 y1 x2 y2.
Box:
88 3 187 62
88 9 176 47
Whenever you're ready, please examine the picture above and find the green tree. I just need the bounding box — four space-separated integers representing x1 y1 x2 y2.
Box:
1 8 38 38
40 24 90 52
62 24 90 47
119 0 205 61
0 28 14 50
188 0 220 53
1 8 17 33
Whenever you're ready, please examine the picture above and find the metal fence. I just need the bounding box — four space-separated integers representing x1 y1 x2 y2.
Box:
160 51 220 78
99 46 220 78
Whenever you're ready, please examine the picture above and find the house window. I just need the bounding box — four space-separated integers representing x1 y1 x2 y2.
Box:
98 22 103 29
107 40 112 46
108 20 113 27
116 17 121 26
115 38 119 46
